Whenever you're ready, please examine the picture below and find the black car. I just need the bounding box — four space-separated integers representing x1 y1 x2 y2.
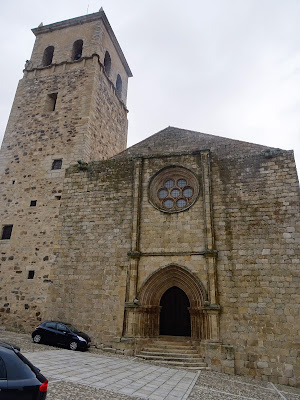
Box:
0 342 48 399
32 321 91 351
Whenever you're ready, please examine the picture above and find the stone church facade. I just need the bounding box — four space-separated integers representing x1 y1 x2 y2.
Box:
0 11 299 386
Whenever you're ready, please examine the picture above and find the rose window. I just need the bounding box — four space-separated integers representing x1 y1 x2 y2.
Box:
149 166 199 213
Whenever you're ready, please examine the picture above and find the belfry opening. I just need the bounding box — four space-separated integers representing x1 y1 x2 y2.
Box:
159 286 191 336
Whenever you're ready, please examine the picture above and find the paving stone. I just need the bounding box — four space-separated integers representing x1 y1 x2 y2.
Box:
1 331 300 400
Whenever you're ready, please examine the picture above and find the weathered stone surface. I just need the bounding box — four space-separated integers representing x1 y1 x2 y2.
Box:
0 10 299 389
0 11 130 331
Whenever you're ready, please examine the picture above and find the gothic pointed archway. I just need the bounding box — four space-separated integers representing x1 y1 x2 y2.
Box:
135 264 214 340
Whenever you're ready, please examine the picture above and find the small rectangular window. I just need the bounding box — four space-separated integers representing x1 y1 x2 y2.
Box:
28 270 35 279
30 200 37 207
51 159 62 170
45 92 58 112
1 225 13 240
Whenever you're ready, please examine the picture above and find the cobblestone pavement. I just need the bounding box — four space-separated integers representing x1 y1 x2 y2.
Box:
26 349 198 400
1 330 300 400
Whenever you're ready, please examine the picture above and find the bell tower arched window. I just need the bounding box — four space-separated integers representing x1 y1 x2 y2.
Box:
72 40 83 61
116 74 122 98
104 51 111 75
42 46 54 66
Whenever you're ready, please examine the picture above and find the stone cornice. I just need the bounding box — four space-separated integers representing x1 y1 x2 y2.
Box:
127 250 217 258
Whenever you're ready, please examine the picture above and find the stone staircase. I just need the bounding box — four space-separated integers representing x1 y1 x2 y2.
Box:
136 336 208 370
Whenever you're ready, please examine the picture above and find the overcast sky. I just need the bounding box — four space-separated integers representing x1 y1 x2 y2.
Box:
0 0 299 173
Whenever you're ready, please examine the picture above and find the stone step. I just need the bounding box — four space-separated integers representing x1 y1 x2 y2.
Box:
155 339 193 345
138 351 203 360
149 342 193 348
157 336 192 342
145 348 199 355
146 345 197 352
136 354 205 363
146 343 198 349
137 336 208 370
142 357 210 369
157 361 210 370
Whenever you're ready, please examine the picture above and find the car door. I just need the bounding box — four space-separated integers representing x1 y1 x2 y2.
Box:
42 321 58 344
56 323 71 347
0 356 10 400
4 351 40 400
0 354 32 400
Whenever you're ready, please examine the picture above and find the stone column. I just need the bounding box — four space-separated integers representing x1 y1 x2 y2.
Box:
201 151 220 341
123 158 143 337
201 151 218 305
203 306 221 342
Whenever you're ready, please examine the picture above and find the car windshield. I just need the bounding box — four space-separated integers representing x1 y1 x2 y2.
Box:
65 323 80 333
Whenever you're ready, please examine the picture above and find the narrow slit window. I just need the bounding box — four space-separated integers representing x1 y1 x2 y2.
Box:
45 93 58 112
51 159 62 170
28 270 35 279
116 74 122 98
104 51 111 75
1 225 13 240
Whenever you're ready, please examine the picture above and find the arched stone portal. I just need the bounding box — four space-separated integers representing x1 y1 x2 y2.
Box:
130 264 217 340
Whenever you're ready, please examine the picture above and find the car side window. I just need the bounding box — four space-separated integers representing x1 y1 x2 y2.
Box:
3 351 33 380
0 357 7 379
57 323 67 332
45 322 57 329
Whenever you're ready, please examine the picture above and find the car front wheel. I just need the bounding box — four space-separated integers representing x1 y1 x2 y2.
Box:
33 334 42 344
69 341 78 351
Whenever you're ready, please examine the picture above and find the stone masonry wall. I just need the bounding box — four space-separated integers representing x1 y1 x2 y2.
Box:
48 158 134 343
0 50 129 332
86 60 128 162
212 150 300 386
0 64 94 330
30 16 129 104
116 134 299 386
137 154 209 294
40 142 299 386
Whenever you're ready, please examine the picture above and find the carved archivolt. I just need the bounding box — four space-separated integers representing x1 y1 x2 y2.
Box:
134 264 211 339
138 264 207 307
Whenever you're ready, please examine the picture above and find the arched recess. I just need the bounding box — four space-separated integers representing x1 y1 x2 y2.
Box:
135 264 211 340
72 39 83 61
42 46 54 66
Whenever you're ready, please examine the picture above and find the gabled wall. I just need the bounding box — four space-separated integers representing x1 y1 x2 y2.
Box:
50 143 299 386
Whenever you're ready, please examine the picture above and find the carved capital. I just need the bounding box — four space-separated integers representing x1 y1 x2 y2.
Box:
127 251 141 259
204 250 218 258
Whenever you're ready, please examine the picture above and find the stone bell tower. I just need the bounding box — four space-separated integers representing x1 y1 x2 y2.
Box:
0 10 132 330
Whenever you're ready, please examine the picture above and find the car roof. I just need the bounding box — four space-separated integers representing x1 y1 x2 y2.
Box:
42 320 71 325
0 341 20 351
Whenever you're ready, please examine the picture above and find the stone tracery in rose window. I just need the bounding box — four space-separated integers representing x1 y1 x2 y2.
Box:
149 166 199 213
